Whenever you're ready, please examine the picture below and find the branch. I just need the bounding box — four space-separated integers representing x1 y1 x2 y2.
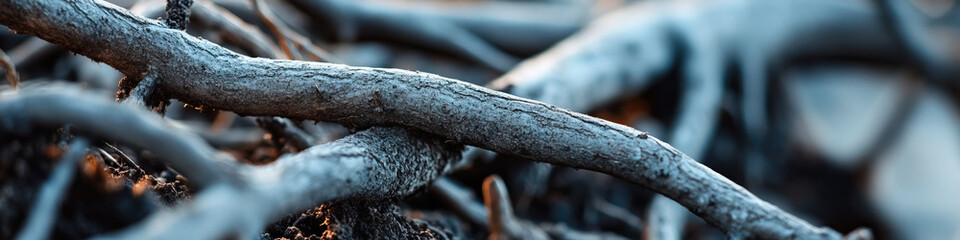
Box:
96 127 464 239
0 88 229 188
0 48 18 89
15 139 89 240
163 0 193 30
284 0 529 71
431 177 488 227
255 116 314 151
284 0 581 57
483 175 630 240
130 0 283 59
250 0 334 62
876 0 958 82
0 0 841 238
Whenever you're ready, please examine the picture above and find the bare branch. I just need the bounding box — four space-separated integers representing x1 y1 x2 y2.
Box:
0 88 229 188
96 127 464 239
0 48 18 89
0 0 846 238
877 0 959 82
284 0 522 71
249 0 334 62
130 0 283 59
483 175 630 240
250 0 293 59
15 139 89 240
163 0 193 30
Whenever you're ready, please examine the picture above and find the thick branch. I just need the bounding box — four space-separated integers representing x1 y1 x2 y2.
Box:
98 127 463 239
0 0 840 238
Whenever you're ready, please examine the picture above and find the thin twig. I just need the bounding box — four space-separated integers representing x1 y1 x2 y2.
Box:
0 87 230 188
15 138 90 240
0 48 19 89
431 177 488 228
94 127 464 240
484 175 550 240
255 116 314 151
250 0 293 59
250 0 334 62
483 175 629 240
96 148 121 167
131 0 283 59
0 0 863 237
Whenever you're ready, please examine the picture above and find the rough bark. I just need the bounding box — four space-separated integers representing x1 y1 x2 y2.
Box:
96 126 463 239
0 0 842 238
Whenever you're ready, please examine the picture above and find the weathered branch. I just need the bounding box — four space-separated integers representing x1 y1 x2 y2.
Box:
130 0 282 59
15 139 89 240
96 127 464 239
250 0 333 62
483 175 630 240
0 48 18 89
877 0 958 82
0 88 229 188
0 0 843 238
431 177 488 227
484 175 551 240
284 0 534 71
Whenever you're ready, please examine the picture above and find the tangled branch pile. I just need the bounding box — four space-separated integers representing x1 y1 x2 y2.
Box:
1 0 957 239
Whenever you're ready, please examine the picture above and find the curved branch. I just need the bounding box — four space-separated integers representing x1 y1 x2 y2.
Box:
130 0 283 59
0 0 841 238
15 139 89 240
0 48 18 89
97 127 464 239
0 88 229 188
